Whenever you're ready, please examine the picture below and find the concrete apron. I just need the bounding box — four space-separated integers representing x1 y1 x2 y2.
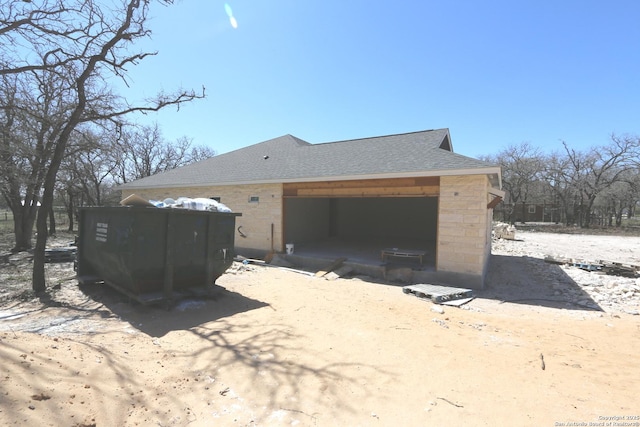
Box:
283 253 484 290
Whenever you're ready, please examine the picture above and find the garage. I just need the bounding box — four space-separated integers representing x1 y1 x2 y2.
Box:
283 178 439 268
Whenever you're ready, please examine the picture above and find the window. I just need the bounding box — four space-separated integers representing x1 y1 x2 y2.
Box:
528 205 536 214
249 196 259 203
210 197 221 202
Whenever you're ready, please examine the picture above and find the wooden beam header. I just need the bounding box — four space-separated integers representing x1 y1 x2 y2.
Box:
283 177 440 198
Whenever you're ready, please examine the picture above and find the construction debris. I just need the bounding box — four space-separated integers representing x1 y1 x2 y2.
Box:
324 265 353 281
268 254 295 268
430 305 445 314
493 222 516 240
600 261 640 278
44 247 76 263
403 283 474 304
544 255 640 278
314 257 347 278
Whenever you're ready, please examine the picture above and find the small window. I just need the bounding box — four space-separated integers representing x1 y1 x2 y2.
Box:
528 205 536 214
249 196 259 203
210 197 221 202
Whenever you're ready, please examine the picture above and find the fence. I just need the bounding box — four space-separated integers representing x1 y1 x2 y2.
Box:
0 209 71 232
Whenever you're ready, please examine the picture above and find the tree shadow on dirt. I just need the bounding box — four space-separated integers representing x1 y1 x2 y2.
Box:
75 281 270 337
0 314 389 426
73 283 392 423
0 282 267 338
480 254 604 311
176 318 391 424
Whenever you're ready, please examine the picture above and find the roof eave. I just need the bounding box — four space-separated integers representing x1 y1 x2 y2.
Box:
120 167 503 190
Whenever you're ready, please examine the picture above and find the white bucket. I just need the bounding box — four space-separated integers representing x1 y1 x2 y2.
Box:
285 243 294 255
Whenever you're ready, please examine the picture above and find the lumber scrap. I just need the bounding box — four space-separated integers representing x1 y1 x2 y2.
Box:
45 247 76 263
544 255 571 265
544 254 640 277
599 261 639 277
324 265 353 281
314 257 347 277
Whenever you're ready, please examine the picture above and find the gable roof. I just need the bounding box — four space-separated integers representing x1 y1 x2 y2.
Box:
120 128 501 189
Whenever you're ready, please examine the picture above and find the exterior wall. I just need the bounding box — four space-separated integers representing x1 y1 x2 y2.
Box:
121 183 284 255
436 175 492 289
484 193 494 278
122 174 497 288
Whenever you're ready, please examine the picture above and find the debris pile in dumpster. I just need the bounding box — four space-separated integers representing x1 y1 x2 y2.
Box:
150 197 232 213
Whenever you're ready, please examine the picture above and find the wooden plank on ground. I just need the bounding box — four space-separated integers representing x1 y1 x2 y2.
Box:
324 265 353 281
315 257 347 277
544 255 571 265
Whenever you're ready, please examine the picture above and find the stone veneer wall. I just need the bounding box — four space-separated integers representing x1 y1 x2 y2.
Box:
436 175 492 289
121 183 284 255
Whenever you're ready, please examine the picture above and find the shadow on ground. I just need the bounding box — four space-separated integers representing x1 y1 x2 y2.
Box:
277 245 605 312
480 253 603 311
77 281 270 337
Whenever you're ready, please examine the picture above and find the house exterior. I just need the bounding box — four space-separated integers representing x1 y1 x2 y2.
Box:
119 129 503 289
495 202 562 223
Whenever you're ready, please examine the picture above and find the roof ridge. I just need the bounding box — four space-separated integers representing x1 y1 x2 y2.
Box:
118 128 503 191
314 128 447 146
285 134 311 146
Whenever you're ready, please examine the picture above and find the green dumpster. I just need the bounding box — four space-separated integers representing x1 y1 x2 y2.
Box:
76 206 241 304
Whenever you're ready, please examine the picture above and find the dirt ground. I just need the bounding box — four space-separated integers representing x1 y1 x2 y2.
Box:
1 229 639 426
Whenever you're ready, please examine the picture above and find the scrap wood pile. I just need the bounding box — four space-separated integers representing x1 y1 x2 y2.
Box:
544 255 640 278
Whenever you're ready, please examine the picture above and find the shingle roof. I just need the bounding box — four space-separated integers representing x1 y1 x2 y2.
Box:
120 128 500 189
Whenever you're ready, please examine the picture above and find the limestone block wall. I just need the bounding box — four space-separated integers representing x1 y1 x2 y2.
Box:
483 197 495 274
437 175 492 288
121 183 283 254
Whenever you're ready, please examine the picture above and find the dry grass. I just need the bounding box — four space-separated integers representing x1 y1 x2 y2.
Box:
0 220 76 303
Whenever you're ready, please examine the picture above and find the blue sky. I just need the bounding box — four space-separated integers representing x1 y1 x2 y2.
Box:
117 0 640 158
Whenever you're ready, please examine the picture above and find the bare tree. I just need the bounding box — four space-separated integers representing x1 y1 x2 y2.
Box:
70 128 119 206
541 151 578 225
0 70 75 250
54 125 121 232
562 136 639 227
594 168 640 227
111 122 216 184
483 142 544 224
0 0 204 292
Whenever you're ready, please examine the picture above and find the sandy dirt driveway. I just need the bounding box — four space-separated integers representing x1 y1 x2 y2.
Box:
0 231 639 426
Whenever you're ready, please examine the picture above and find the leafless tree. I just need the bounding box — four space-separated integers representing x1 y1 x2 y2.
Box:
483 142 544 224
111 122 216 184
562 136 639 227
0 70 75 250
0 0 204 292
55 126 121 231
489 134 640 227
593 168 640 227
541 151 578 225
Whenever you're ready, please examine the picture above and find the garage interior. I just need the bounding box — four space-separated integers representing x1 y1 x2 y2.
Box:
283 177 440 271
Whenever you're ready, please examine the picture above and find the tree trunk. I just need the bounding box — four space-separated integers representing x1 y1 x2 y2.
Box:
615 200 623 227
12 208 36 252
33 114 73 292
583 196 597 229
32 155 61 291
32 210 48 293
66 192 74 232
48 204 56 236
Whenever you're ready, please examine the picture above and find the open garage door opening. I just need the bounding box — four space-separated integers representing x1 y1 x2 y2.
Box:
284 197 438 269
